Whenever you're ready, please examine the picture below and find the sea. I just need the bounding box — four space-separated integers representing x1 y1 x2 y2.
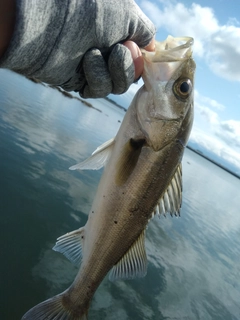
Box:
0 69 239 320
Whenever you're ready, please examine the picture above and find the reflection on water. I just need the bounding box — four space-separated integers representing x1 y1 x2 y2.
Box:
0 70 240 320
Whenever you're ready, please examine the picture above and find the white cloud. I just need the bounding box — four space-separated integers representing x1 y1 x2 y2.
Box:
139 1 240 81
191 91 240 171
195 96 240 151
207 26 240 81
227 17 240 27
190 128 240 171
194 90 225 111
198 106 219 125
194 90 223 124
216 120 240 148
139 1 218 56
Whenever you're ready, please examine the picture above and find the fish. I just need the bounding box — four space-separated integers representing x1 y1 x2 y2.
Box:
22 35 195 320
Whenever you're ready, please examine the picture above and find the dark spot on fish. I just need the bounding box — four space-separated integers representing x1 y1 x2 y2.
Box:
130 138 145 150
115 138 145 186
81 236 84 239
118 120 121 123
114 220 118 224
92 211 94 213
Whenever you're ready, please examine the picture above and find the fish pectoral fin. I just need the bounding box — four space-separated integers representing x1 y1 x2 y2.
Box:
69 138 115 170
109 230 147 281
53 227 85 266
153 163 182 219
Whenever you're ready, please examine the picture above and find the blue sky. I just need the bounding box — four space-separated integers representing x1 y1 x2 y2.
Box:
112 0 240 174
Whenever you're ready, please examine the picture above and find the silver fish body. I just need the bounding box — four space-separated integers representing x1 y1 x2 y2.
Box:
22 36 195 320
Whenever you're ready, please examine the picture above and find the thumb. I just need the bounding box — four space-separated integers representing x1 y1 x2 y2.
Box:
124 39 155 80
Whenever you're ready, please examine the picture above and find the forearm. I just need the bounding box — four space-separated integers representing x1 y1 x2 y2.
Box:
0 0 95 83
0 0 155 97
0 0 16 59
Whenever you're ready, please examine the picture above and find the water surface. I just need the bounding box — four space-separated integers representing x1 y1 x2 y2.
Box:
0 70 239 320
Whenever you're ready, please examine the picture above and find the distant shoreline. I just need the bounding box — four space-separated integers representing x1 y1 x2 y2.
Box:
104 97 127 112
187 146 239 179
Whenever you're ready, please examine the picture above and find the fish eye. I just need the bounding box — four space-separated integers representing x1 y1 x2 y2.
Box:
173 78 192 100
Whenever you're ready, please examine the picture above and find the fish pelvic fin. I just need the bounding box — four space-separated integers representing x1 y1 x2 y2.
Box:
69 138 114 170
53 227 85 266
109 230 147 281
21 293 89 320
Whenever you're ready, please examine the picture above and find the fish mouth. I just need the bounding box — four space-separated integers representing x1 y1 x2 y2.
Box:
141 36 194 63
165 37 194 52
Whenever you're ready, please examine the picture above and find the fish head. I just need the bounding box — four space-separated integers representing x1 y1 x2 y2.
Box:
137 36 196 151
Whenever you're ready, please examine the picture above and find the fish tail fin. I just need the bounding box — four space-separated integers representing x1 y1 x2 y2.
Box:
21 293 89 320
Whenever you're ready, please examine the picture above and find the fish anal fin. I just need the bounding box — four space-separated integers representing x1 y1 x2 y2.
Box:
53 227 85 266
115 138 145 186
153 163 182 218
21 293 89 320
69 138 114 171
109 230 147 281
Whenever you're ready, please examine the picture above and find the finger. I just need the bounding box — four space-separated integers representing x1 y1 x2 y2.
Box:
81 48 112 98
108 44 135 94
144 38 155 52
123 41 143 80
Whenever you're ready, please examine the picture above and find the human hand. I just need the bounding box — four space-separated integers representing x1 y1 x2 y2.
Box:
123 39 155 82
62 0 156 98
78 38 155 98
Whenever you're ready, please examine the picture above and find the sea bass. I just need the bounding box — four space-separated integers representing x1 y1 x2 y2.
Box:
22 36 195 320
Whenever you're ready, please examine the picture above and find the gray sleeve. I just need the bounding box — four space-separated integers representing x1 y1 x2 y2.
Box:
0 0 155 97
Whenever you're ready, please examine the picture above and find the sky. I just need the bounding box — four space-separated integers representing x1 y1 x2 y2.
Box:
112 0 240 175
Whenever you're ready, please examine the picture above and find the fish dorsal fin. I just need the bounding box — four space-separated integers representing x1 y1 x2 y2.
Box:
52 227 85 266
109 230 147 281
69 138 114 170
153 164 182 218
